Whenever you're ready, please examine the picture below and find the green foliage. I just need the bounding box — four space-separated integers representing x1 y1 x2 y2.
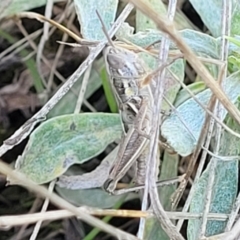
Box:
161 71 240 156
226 36 240 72
8 1 240 239
174 81 206 107
188 104 240 239
101 67 118 113
73 0 118 40
14 113 122 184
189 0 240 37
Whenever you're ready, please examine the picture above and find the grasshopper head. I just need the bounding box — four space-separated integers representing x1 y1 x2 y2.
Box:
104 46 147 78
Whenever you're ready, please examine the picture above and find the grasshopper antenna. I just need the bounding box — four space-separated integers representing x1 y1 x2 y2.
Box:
96 10 115 47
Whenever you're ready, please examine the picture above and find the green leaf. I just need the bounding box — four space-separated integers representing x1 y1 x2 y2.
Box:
136 0 166 31
136 0 195 32
188 107 240 239
226 36 240 48
228 55 240 72
231 2 240 36
101 67 118 113
224 36 240 72
73 0 118 40
189 0 240 37
161 71 240 156
14 113 122 184
159 153 179 210
117 20 240 59
227 36 240 57
188 160 238 239
189 0 222 37
174 81 206 107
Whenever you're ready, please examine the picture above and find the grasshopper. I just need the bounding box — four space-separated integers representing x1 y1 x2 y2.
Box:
95 10 156 194
103 45 155 194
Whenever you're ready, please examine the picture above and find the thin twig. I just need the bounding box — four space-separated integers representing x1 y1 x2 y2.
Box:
14 22 96 117
111 176 184 195
15 16 95 114
0 39 33 64
15 12 93 45
15 22 66 85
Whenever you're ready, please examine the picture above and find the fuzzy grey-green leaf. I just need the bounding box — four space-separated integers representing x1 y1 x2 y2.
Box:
187 110 239 239
14 113 122 184
136 0 166 31
73 0 118 40
161 71 240 156
189 0 222 37
190 0 240 37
